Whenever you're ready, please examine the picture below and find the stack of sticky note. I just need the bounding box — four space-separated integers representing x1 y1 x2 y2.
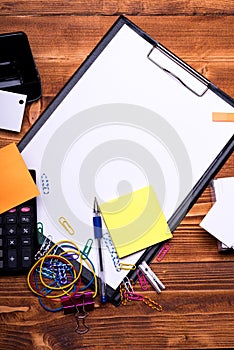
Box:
99 185 172 258
0 143 39 214
200 177 234 249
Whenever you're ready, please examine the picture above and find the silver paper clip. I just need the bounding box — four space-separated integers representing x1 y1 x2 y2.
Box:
138 261 165 294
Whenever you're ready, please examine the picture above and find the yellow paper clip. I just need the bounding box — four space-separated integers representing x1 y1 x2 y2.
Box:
120 283 128 305
59 216 75 235
143 296 163 312
119 263 136 271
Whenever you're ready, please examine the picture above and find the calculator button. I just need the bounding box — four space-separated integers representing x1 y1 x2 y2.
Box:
0 250 3 258
22 248 31 268
22 237 31 246
0 227 2 235
8 249 17 268
21 207 31 213
8 238 17 246
20 215 31 224
7 226 17 235
0 238 2 246
6 215 17 224
8 208 16 213
21 227 31 235
0 216 2 225
0 261 3 269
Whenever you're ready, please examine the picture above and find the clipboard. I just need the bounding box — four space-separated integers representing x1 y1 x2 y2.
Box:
18 16 234 305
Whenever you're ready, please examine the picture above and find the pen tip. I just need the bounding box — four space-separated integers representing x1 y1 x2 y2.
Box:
93 197 100 213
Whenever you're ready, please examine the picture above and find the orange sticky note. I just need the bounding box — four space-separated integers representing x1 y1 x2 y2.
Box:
0 143 40 214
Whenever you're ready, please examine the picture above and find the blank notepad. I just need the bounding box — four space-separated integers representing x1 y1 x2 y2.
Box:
100 185 172 258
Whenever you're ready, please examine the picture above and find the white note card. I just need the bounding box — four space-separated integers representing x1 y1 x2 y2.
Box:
200 177 234 248
0 89 27 132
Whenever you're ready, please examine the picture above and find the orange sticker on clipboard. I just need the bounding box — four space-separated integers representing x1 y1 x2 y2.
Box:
212 112 234 122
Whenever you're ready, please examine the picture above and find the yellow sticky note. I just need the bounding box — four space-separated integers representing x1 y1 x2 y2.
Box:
99 185 172 258
0 143 40 214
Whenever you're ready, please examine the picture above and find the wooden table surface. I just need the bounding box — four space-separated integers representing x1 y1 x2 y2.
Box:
0 1 233 349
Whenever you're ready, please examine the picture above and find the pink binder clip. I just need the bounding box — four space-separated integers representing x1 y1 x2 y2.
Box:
61 291 94 315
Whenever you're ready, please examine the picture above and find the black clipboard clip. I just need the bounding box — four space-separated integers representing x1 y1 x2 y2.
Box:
147 44 209 97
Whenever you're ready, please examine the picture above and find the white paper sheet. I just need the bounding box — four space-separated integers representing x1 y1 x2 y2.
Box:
200 177 234 248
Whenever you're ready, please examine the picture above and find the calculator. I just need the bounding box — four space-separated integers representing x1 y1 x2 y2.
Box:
0 170 38 274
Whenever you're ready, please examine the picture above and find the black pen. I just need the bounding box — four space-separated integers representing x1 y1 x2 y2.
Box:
93 197 107 303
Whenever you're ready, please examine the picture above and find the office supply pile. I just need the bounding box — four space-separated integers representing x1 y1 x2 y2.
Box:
25 198 169 334
27 238 98 334
0 142 170 334
0 16 233 335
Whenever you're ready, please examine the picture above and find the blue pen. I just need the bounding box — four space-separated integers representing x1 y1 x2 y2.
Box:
93 197 107 303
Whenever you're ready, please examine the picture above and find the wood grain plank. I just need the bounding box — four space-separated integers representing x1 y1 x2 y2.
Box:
0 0 234 15
0 7 233 350
0 16 233 94
0 314 233 350
0 288 233 349
0 16 233 59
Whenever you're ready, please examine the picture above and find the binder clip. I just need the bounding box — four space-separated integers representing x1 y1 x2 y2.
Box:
61 292 95 335
61 291 94 315
138 261 165 294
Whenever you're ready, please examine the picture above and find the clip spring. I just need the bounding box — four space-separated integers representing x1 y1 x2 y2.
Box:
75 310 89 335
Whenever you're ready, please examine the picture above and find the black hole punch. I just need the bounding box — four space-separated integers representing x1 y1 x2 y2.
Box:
0 32 41 102
19 99 24 105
